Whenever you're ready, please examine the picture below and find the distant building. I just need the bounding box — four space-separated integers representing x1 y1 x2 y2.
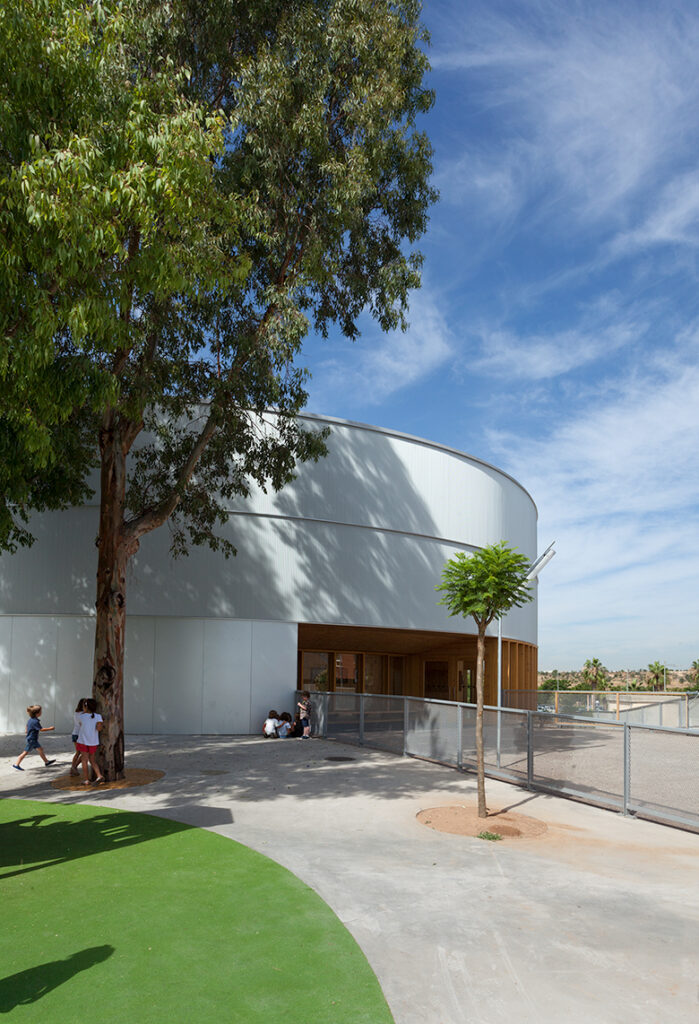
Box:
0 415 538 734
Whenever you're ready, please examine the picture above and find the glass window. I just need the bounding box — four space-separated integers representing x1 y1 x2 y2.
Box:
364 654 385 694
302 652 330 692
335 652 359 692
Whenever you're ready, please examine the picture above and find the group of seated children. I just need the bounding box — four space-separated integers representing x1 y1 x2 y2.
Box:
263 710 301 738
262 692 312 739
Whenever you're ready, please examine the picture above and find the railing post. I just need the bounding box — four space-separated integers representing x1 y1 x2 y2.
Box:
403 697 409 757
322 692 328 740
686 694 690 729
623 723 631 815
616 692 620 721
527 711 534 790
456 705 463 769
359 693 365 747
659 701 663 728
555 690 559 716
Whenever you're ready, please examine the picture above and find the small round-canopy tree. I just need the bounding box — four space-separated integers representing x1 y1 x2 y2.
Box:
437 542 533 818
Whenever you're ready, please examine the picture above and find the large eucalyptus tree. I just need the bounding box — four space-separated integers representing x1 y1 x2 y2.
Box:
0 0 436 777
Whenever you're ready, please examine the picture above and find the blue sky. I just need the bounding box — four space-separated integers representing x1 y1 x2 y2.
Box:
301 0 699 671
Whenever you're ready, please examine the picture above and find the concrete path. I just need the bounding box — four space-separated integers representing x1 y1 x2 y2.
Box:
2 733 698 1024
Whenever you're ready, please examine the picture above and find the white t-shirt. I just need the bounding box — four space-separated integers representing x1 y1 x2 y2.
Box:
78 712 103 746
263 718 280 736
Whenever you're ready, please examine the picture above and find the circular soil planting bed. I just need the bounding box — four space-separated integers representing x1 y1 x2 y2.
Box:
51 768 164 791
417 804 548 841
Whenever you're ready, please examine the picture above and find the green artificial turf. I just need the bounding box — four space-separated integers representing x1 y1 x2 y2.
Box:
0 798 393 1023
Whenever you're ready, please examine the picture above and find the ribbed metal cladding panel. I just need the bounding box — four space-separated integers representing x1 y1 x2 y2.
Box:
226 417 537 553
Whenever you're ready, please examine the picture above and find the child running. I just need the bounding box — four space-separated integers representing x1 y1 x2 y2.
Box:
13 705 56 770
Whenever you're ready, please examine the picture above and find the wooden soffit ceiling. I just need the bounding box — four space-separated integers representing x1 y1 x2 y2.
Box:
298 622 481 656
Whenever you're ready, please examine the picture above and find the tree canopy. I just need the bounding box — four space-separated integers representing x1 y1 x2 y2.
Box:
0 0 436 776
647 660 666 691
437 542 533 631
582 657 609 691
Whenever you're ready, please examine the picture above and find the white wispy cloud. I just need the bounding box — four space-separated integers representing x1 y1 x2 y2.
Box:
306 289 453 407
433 145 530 223
609 171 699 256
430 2 699 225
487 338 699 667
472 320 641 381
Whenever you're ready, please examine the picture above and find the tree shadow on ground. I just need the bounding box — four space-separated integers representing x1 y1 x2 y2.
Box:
0 803 194 879
0 946 114 1012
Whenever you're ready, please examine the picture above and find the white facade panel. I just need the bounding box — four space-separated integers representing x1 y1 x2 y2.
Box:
227 416 537 556
250 621 298 731
202 619 253 734
0 618 12 734
9 618 59 730
153 618 204 734
125 519 535 643
124 617 156 733
55 617 95 731
0 508 97 616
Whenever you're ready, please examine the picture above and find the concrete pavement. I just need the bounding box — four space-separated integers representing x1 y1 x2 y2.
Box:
2 732 698 1024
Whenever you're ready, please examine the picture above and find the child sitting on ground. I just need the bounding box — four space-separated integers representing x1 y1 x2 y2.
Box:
262 710 281 738
277 712 293 738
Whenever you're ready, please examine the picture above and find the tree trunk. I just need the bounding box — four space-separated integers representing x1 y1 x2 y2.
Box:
93 414 134 781
475 624 487 818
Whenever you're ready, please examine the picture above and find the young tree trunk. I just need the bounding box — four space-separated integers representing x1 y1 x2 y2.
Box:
475 624 487 818
93 414 134 781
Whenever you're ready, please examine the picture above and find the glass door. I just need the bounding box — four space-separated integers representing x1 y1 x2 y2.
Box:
424 660 449 701
335 653 360 692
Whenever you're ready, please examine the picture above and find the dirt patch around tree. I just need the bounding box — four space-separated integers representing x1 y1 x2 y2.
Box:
51 768 165 791
417 803 548 841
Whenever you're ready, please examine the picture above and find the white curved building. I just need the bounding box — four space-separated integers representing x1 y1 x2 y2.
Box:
0 415 538 734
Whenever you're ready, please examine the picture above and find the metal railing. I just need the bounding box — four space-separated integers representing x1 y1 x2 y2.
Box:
301 691 699 833
503 689 699 729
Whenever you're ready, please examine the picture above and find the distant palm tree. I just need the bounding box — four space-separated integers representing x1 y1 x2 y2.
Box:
647 661 665 691
583 657 608 691
690 659 699 689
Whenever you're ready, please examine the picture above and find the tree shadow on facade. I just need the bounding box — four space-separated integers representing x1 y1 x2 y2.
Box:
272 423 458 632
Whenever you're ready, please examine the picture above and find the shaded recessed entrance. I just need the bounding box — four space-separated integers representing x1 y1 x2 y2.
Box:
297 623 536 704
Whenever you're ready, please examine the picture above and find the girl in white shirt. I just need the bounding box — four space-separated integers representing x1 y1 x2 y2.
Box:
76 698 105 786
